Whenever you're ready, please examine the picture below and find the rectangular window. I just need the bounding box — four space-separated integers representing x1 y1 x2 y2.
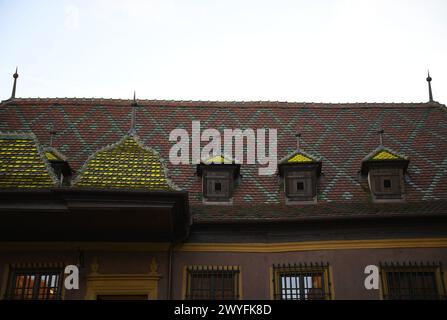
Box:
380 262 446 300
7 268 63 300
185 266 240 300
272 263 332 300
369 168 403 200
203 169 233 202
285 177 315 201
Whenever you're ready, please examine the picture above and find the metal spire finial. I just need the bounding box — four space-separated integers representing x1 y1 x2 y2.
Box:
11 67 19 99
295 132 302 150
378 128 384 146
129 91 137 135
426 70 433 102
49 124 57 147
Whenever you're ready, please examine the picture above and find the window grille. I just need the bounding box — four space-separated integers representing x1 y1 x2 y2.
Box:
6 268 63 300
380 261 446 300
272 262 331 300
185 265 240 300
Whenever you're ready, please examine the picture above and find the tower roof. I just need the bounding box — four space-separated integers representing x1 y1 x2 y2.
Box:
0 132 59 188
73 134 176 190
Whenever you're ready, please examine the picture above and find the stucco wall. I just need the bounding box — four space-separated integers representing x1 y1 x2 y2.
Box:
1 246 446 300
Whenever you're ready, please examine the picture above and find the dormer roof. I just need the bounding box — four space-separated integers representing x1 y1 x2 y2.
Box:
361 145 409 175
278 149 322 176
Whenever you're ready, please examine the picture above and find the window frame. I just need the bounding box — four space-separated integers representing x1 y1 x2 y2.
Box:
200 166 239 204
184 265 241 300
204 170 231 200
368 167 405 202
283 167 318 204
271 263 332 300
379 262 446 300
6 267 64 300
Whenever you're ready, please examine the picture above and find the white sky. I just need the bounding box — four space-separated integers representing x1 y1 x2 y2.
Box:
0 0 446 103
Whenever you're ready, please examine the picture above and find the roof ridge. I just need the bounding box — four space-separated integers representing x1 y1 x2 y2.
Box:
1 97 441 108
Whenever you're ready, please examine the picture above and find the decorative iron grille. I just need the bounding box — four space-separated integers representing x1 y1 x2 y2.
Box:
185 265 240 300
6 268 63 300
380 261 446 300
272 262 331 300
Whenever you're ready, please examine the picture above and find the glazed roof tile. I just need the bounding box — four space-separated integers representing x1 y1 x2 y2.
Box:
73 134 175 190
1 98 447 221
0 132 58 188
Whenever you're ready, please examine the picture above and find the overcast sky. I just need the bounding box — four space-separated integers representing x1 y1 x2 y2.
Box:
0 0 446 103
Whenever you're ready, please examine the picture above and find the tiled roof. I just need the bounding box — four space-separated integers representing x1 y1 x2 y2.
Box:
1 98 447 221
73 134 176 190
192 201 447 222
0 132 58 188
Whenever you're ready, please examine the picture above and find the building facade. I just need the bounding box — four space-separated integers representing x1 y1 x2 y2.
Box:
1 80 447 300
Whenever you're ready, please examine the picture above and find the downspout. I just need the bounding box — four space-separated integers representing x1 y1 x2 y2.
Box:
167 194 191 300
167 243 174 300
167 230 191 300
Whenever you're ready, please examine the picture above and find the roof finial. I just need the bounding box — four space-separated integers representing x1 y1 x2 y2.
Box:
129 91 137 135
295 132 302 150
426 70 433 102
378 128 384 146
11 67 19 99
49 124 57 147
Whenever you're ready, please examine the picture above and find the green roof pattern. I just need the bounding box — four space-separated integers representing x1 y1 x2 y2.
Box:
0 132 58 188
73 134 175 190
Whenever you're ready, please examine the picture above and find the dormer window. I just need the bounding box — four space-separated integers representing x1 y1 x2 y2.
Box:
285 169 316 201
197 155 240 204
370 168 402 197
45 148 72 186
278 150 322 204
361 148 409 202
204 169 231 201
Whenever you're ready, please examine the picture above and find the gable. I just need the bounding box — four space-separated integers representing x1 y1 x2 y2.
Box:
287 153 313 163
372 150 400 160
